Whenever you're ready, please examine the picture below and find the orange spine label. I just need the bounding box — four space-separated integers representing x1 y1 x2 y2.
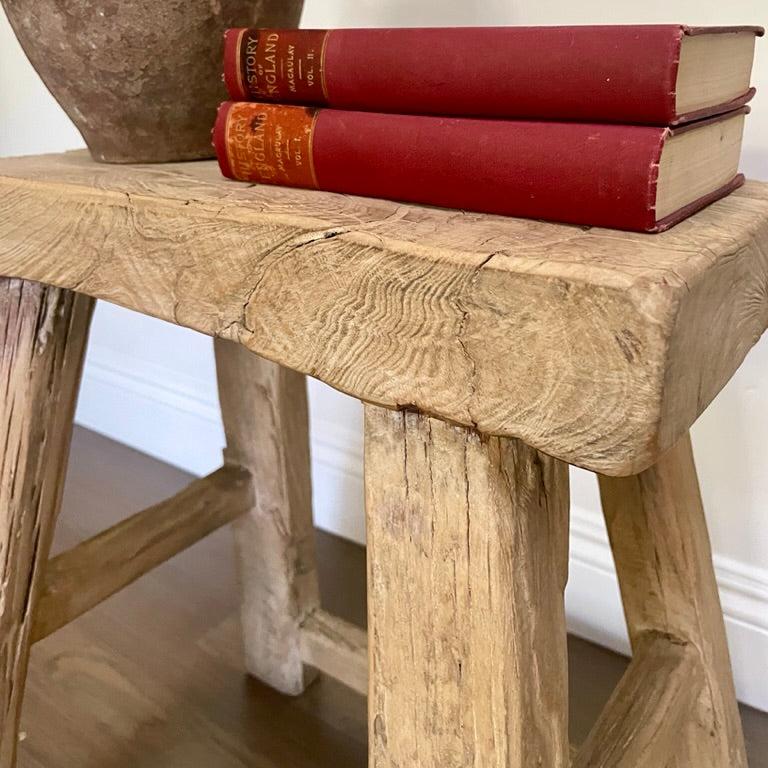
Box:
223 102 318 188
236 29 329 103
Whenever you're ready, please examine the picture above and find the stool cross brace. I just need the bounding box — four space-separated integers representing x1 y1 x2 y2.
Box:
0 304 745 767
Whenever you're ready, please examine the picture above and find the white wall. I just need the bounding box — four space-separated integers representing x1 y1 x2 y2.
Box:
2 0 767 710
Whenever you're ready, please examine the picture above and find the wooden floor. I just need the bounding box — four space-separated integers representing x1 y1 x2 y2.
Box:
18 427 768 767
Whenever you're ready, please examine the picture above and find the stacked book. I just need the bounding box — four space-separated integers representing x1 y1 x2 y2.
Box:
214 25 763 232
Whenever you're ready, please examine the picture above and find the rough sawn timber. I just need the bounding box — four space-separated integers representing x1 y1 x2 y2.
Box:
215 340 320 695
32 465 253 643
1 152 767 474
571 631 704 768
365 405 571 768
299 609 368 696
598 433 748 767
0 279 93 768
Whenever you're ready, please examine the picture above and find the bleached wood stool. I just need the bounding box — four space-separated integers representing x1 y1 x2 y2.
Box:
0 151 766 768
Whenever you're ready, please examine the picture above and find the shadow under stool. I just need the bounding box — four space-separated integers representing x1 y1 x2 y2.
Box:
0 151 766 767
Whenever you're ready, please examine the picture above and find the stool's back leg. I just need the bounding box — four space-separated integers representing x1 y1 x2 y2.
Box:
598 432 747 768
214 340 320 695
0 280 93 768
365 406 570 768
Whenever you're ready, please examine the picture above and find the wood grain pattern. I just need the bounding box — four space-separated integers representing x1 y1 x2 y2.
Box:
299 609 368 696
32 465 253 643
12 427 768 767
0 279 93 768
0 153 767 473
365 405 570 768
214 339 320 695
572 631 704 768
598 432 748 768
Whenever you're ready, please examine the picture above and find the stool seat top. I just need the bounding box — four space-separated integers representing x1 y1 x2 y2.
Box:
1 151 766 475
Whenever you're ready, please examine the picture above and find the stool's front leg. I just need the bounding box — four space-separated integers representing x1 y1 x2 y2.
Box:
0 279 93 767
599 433 747 768
214 340 320 695
365 406 570 768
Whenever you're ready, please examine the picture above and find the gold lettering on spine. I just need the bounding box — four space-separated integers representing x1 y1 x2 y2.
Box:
244 32 259 90
286 44 297 93
225 103 318 189
262 32 279 96
241 29 329 103
244 31 280 97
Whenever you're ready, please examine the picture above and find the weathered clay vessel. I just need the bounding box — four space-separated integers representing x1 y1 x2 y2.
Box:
2 0 304 162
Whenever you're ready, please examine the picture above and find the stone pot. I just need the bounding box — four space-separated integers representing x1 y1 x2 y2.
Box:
2 0 304 163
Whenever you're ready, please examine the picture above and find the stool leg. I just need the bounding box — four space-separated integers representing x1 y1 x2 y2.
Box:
598 432 747 768
0 280 93 768
214 340 320 695
365 406 570 768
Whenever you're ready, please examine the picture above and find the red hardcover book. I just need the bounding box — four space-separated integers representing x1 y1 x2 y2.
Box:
213 101 747 233
223 25 762 125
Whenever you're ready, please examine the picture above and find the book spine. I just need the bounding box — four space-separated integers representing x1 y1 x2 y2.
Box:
224 26 686 124
214 102 669 231
215 102 320 189
224 29 329 104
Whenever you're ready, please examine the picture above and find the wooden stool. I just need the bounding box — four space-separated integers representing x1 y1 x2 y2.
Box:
0 151 766 767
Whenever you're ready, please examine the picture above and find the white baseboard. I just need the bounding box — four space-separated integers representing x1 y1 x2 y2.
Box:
76 346 226 474
566 504 768 712
76 342 768 712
